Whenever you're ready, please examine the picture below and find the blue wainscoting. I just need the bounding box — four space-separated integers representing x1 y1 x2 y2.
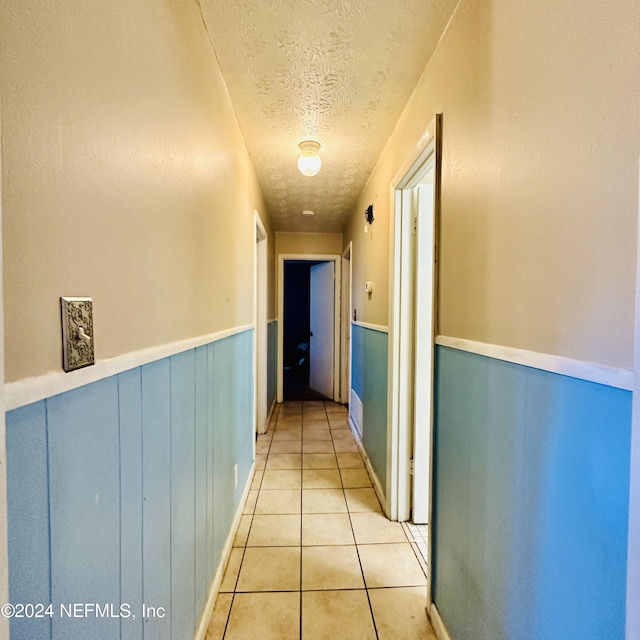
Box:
433 345 632 640
267 320 278 413
351 323 388 492
6 330 254 640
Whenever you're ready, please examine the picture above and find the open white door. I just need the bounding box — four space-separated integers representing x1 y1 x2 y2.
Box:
309 261 335 399
389 114 441 527
411 178 436 523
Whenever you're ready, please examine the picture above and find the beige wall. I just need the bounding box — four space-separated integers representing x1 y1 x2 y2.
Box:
344 196 391 328
0 91 7 640
276 232 343 257
344 0 639 368
1 0 272 382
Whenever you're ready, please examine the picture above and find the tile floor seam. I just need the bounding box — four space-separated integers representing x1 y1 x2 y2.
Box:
357 544 381 639
229 546 248 593
299 468 303 640
344 481 380 640
407 542 428 580
220 592 235 639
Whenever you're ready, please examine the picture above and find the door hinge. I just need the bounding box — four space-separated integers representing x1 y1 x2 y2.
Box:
409 457 414 476
412 217 418 234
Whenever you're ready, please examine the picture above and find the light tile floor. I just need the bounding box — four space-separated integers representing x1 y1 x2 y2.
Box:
403 523 429 578
206 401 437 640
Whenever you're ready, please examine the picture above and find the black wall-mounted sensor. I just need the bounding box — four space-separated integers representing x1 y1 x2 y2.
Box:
365 205 374 225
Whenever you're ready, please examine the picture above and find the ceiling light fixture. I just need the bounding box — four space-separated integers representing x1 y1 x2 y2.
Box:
302 210 315 216
297 140 322 177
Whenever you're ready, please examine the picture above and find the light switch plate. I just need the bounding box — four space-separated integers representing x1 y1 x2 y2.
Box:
61 297 95 372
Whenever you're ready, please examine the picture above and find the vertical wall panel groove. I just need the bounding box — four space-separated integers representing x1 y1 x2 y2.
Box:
170 351 196 639
5 402 51 640
119 368 143 640
47 378 121 640
141 361 171 640
206 344 215 586
194 346 209 621
212 340 229 569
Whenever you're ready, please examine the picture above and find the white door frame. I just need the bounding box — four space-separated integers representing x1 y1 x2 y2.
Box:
387 115 442 610
254 211 268 435
627 154 640 639
277 254 341 403
0 97 9 640
341 243 353 405
387 114 441 522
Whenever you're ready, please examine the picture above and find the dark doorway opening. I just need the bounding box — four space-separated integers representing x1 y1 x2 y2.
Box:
283 261 331 401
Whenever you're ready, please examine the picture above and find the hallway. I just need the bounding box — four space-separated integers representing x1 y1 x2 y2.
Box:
1 1 638 639
206 401 435 640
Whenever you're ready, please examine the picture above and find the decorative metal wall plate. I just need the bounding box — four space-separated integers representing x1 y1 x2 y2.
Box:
60 297 95 372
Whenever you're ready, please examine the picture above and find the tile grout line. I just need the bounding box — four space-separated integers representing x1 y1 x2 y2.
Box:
340 416 381 640
220 593 234 640
350 511 380 639
221 404 280 639
299 402 304 640
218 401 381 639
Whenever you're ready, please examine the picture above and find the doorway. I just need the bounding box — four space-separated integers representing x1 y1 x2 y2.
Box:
281 261 332 401
254 212 268 435
388 113 442 609
388 114 442 524
277 254 341 403
340 243 353 406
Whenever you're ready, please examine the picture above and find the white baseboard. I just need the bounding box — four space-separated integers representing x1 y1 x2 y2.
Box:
429 603 452 640
349 389 364 439
193 461 255 640
258 399 277 435
266 399 277 428
349 415 387 515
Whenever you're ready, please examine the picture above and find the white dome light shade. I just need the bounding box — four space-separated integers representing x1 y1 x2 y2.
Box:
297 140 322 176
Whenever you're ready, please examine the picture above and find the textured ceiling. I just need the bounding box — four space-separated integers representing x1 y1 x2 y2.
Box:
199 0 458 232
